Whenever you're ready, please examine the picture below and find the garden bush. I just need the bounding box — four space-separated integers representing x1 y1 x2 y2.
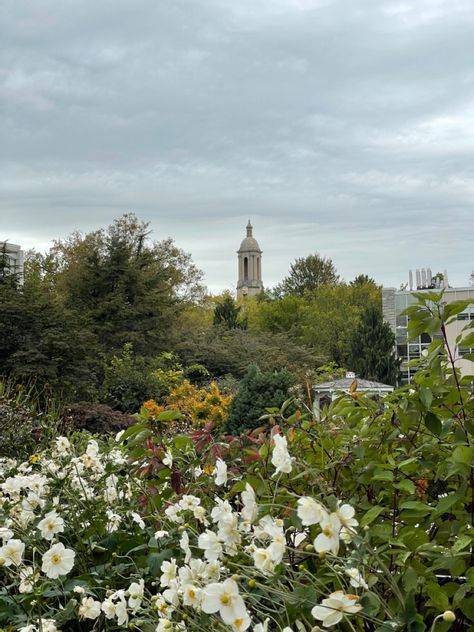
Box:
223 365 297 434
61 402 135 435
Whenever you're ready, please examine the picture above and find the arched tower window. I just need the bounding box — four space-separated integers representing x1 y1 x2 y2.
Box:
244 257 249 280
257 257 261 280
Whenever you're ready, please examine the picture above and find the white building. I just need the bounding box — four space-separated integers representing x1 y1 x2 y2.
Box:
0 242 24 284
383 269 474 384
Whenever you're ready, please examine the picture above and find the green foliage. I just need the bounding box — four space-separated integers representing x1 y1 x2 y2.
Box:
48 213 205 356
256 280 381 366
349 304 400 385
0 380 63 459
102 344 163 412
172 327 319 380
213 293 247 329
276 252 340 296
223 365 297 434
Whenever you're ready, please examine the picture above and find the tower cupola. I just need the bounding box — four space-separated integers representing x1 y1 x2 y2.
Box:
237 220 263 298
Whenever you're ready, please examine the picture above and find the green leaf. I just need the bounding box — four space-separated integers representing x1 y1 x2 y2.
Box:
396 479 416 494
425 582 450 611
433 490 464 517
425 412 442 435
452 445 474 466
419 387 433 409
373 469 394 481
460 331 474 348
461 595 474 621
443 300 472 321
360 505 384 527
399 501 433 512
157 410 183 422
452 534 472 552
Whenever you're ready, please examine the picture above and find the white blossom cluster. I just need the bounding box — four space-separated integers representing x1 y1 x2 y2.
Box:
0 431 367 632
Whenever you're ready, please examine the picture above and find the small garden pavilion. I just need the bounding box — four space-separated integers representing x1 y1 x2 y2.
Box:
312 372 394 420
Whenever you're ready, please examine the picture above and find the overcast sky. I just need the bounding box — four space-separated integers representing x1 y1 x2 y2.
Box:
1 0 473 292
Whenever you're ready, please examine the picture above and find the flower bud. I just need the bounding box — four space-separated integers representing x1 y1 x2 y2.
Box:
442 611 456 623
248 579 256 588
304 543 314 552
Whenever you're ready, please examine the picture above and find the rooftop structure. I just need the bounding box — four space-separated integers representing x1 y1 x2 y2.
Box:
312 371 394 419
383 270 474 384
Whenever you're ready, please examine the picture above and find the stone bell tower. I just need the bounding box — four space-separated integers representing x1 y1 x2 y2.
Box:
237 220 263 299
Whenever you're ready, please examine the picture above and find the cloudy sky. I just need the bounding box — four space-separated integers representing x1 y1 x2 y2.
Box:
1 0 473 292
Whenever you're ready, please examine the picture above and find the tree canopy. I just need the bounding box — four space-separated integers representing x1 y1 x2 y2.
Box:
276 253 339 296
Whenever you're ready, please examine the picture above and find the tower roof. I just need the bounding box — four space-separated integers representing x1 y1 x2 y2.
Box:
238 219 262 253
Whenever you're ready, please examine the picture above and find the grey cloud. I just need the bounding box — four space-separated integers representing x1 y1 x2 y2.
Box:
1 0 473 290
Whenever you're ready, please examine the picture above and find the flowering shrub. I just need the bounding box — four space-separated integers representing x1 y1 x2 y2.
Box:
144 380 232 429
0 293 471 631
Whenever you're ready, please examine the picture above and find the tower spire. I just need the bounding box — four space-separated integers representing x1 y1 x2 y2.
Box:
246 219 253 237
237 220 263 299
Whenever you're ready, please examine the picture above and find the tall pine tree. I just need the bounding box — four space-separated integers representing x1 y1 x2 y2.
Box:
349 305 400 385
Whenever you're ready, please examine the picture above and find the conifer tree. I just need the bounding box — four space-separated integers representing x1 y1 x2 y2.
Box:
213 294 247 329
349 305 400 386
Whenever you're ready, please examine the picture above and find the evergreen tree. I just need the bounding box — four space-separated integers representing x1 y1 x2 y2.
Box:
349 305 400 385
213 294 247 329
223 365 296 434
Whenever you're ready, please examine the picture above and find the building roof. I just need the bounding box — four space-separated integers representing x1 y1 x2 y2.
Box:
238 220 262 253
313 375 394 394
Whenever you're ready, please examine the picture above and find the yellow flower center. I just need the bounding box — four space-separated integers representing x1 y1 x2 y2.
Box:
51 553 62 565
220 593 232 606
234 619 244 629
323 527 332 536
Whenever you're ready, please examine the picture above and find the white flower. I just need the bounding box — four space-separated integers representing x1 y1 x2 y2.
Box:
345 567 368 590
106 509 122 533
211 498 234 526
241 483 258 526
252 547 275 574
179 495 201 511
163 450 173 467
201 578 248 625
41 543 75 579
155 529 168 539
0 538 25 566
198 529 223 561
311 591 362 627
164 504 183 523
19 566 36 593
271 433 293 475
131 511 145 529
336 503 358 531
102 598 116 619
55 436 71 456
180 530 192 563
160 558 177 587
0 527 13 542
156 619 173 632
183 583 202 607
78 596 102 619
128 578 145 612
214 458 228 486
37 510 65 541
163 578 180 606
114 595 129 626
254 618 270 632
297 497 327 526
313 513 341 556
